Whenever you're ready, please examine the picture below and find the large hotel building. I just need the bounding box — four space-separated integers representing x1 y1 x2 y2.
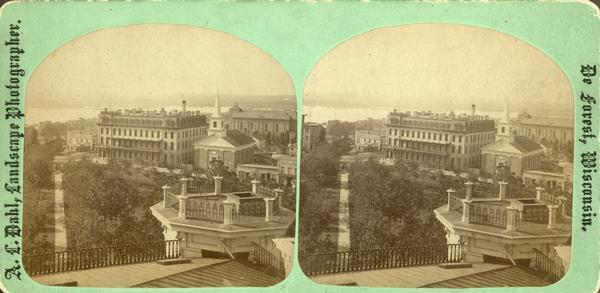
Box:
96 101 208 167
383 105 496 170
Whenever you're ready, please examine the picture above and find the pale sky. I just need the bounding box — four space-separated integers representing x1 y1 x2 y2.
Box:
304 24 573 117
26 24 294 110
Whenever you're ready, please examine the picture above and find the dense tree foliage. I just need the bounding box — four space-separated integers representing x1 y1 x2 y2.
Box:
62 161 164 249
298 182 339 257
348 160 447 249
300 140 350 188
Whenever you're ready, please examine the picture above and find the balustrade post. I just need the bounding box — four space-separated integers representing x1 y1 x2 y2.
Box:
557 196 567 216
464 181 474 200
162 185 171 208
505 206 518 231
547 204 559 229
178 195 188 219
535 186 545 201
461 200 471 224
264 197 275 222
498 181 507 200
274 188 284 209
214 176 223 195
251 179 261 195
446 188 455 212
180 177 189 196
222 200 235 225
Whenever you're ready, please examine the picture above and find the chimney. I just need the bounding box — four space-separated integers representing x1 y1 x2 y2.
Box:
182 100 187 114
471 104 476 117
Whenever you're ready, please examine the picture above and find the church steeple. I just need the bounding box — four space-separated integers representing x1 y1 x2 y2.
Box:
208 92 226 137
497 96 513 142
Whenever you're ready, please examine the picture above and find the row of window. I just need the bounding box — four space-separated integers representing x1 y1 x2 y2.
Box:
388 128 494 143
100 138 196 151
99 127 206 140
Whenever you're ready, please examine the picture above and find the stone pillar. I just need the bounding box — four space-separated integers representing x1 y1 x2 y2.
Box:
178 195 187 219
505 206 518 231
535 186 544 201
498 181 507 200
274 188 284 209
547 205 559 229
264 197 275 222
180 177 189 196
222 200 235 225
465 181 474 201
251 179 261 195
461 200 472 224
214 176 223 195
162 185 171 208
446 188 456 212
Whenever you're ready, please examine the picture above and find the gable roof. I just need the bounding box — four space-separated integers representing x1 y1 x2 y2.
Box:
194 130 255 148
223 129 255 146
482 136 543 154
229 109 296 121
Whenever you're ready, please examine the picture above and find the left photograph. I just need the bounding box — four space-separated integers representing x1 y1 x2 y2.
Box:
22 24 296 288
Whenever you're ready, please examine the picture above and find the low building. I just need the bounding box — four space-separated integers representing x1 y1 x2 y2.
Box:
302 122 323 152
236 163 280 182
194 96 255 171
354 129 385 152
52 152 93 169
275 154 296 186
523 162 572 192
227 103 297 138
66 128 97 151
512 110 573 154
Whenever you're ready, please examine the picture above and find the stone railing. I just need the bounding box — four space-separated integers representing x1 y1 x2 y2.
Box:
469 202 508 228
162 177 284 225
446 182 567 232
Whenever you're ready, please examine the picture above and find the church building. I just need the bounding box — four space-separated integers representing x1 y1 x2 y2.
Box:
481 98 544 176
193 95 256 171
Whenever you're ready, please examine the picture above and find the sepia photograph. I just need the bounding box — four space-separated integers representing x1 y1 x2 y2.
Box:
298 23 573 288
22 24 296 288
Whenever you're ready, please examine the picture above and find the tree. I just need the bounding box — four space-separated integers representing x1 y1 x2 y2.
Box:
348 160 447 249
62 161 163 249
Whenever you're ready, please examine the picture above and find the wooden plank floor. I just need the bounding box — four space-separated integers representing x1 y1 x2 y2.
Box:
310 263 510 287
134 260 282 287
31 258 226 288
422 266 552 288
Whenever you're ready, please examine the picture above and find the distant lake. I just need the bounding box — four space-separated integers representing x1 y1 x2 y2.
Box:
302 105 524 123
26 105 572 126
25 106 230 125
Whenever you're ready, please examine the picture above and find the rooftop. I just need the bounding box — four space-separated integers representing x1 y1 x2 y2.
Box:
389 109 492 122
100 108 205 118
32 258 282 288
310 262 551 287
516 117 572 129
228 109 296 121
482 136 543 154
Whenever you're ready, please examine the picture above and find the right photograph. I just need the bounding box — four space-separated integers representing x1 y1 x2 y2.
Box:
298 24 573 288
